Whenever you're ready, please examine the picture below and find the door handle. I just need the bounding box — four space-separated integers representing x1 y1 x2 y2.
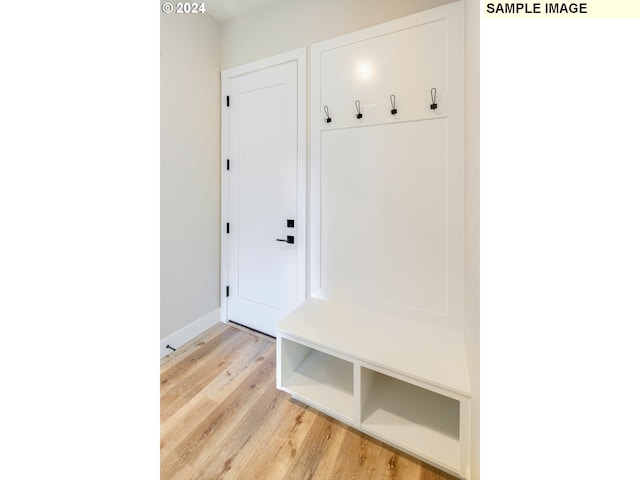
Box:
276 236 295 244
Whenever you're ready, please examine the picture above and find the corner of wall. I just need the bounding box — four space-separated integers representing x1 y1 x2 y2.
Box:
464 0 481 478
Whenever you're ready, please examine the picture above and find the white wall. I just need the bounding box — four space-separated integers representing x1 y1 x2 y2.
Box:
161 8 221 340
463 0 480 478
221 0 454 69
222 1 480 478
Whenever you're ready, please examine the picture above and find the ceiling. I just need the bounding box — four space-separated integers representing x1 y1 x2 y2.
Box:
204 0 284 22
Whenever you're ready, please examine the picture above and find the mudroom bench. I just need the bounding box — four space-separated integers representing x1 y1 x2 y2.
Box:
276 297 471 479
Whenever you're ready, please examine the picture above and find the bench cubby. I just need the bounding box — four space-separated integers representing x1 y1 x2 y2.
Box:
360 367 462 473
279 337 355 424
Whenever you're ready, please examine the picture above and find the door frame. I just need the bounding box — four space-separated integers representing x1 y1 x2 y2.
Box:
220 48 307 325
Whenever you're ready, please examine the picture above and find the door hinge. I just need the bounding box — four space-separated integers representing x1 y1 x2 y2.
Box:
226 96 230 107
226 286 229 297
226 158 230 170
226 222 229 234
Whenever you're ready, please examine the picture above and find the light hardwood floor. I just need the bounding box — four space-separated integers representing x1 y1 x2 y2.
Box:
160 323 457 480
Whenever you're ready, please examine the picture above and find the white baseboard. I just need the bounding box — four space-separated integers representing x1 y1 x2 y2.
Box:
160 309 220 358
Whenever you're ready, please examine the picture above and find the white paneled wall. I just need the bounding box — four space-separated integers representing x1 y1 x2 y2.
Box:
320 121 449 322
310 2 464 332
319 19 448 126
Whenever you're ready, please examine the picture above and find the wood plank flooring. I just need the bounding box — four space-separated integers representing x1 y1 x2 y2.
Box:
160 323 458 480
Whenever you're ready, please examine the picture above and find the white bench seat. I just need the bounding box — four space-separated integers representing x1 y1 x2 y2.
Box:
276 297 470 396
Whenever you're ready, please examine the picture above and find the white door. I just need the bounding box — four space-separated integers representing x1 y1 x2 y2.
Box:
223 54 306 337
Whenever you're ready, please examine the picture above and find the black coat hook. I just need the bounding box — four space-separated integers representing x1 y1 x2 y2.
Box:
324 105 332 123
355 100 362 119
390 94 397 115
430 88 438 110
